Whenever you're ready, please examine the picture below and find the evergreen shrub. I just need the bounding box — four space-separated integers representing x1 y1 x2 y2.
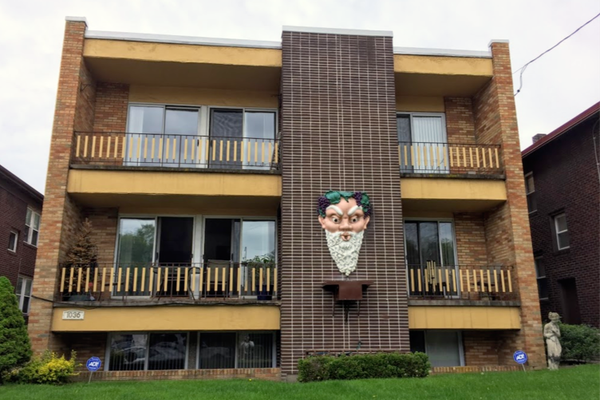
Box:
559 323 600 362
298 352 430 382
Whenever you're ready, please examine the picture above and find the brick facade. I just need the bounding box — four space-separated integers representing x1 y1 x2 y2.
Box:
454 213 488 266
445 97 476 145
522 112 600 327
473 42 545 367
28 19 92 353
280 30 409 378
0 166 43 289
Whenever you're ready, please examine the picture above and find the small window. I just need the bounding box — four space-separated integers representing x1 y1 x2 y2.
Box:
15 276 33 314
534 257 548 300
553 213 570 250
8 231 18 252
25 208 41 247
525 173 536 213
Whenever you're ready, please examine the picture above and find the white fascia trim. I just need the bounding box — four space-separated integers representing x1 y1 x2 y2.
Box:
488 39 510 47
65 16 87 23
393 46 492 58
283 25 393 37
85 30 282 49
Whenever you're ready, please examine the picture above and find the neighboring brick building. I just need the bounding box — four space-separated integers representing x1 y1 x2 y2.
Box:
28 17 545 381
522 102 600 328
0 164 44 318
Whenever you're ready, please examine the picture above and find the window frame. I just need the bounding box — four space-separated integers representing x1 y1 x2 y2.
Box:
105 331 190 372
196 331 277 369
524 172 536 213
8 230 18 252
553 213 570 251
15 276 33 314
25 208 41 247
396 112 448 144
534 256 549 301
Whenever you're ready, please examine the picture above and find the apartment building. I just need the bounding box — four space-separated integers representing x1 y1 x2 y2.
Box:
522 102 600 328
0 164 43 320
28 17 545 380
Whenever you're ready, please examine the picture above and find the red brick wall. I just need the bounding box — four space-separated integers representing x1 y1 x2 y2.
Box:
0 177 42 288
83 208 119 265
463 331 500 365
473 42 545 368
454 213 487 266
523 115 600 327
29 19 95 354
93 83 129 133
445 97 476 145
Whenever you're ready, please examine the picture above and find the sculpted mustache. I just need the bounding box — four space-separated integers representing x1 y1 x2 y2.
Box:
330 231 357 237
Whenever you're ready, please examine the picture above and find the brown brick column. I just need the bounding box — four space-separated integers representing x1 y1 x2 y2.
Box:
280 28 409 378
473 41 545 368
28 18 97 353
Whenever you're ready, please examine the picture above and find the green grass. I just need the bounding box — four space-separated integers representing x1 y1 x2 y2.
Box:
1 365 599 400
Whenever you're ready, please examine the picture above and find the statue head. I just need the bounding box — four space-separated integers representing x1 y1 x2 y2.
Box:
317 191 371 276
549 312 561 322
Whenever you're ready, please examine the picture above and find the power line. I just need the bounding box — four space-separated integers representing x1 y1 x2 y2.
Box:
514 11 600 96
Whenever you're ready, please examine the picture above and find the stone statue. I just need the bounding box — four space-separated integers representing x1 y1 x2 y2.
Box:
317 191 371 276
543 312 562 370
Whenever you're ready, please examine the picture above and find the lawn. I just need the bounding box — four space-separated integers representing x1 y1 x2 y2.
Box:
1 365 598 400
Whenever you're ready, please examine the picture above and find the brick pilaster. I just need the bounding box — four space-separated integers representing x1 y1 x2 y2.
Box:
28 19 97 353
473 42 545 367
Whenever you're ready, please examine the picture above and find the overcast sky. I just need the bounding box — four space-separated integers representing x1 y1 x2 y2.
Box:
0 0 598 193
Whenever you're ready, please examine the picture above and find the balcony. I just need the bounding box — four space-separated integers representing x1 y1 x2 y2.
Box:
407 263 518 302
71 132 280 171
57 262 278 304
398 142 502 176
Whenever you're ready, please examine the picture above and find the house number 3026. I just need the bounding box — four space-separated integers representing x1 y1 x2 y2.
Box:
62 310 85 320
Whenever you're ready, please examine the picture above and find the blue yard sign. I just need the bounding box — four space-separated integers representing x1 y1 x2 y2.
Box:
513 350 528 372
86 357 102 371
513 350 527 364
86 356 102 383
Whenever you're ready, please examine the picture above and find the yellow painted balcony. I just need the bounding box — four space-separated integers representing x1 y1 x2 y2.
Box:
71 131 280 171
57 262 278 303
406 262 518 302
398 141 503 176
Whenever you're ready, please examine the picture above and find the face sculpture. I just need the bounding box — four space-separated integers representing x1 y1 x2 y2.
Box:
317 191 371 276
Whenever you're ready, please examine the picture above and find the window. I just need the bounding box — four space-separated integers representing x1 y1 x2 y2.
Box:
25 208 41 246
126 105 200 167
210 108 276 170
525 173 536 213
534 257 548 300
198 331 276 369
108 332 188 371
397 113 448 173
553 213 570 250
8 230 18 252
409 330 464 367
15 276 33 313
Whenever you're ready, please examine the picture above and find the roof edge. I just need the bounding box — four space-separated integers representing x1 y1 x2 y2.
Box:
85 30 282 49
393 47 491 58
522 101 600 157
0 165 44 202
283 25 393 37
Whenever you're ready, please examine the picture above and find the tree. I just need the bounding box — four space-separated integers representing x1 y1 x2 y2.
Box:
64 218 98 268
0 276 32 383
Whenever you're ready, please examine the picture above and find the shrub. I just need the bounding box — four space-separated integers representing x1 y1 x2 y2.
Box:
6 350 79 384
0 276 32 384
559 323 600 362
298 352 430 382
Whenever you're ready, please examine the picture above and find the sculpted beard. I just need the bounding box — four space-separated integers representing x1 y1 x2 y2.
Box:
325 230 364 276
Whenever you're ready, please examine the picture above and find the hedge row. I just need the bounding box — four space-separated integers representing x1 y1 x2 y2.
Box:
559 323 600 362
298 352 430 382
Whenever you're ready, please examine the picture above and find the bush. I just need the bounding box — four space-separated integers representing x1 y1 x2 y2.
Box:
298 352 430 382
5 350 79 384
559 323 600 362
0 276 32 383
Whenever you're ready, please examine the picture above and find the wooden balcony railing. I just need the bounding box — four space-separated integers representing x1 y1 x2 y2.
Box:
58 262 278 302
407 262 517 301
72 132 280 171
398 142 502 175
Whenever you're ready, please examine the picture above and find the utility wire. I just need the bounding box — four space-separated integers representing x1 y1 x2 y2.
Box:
514 11 600 96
